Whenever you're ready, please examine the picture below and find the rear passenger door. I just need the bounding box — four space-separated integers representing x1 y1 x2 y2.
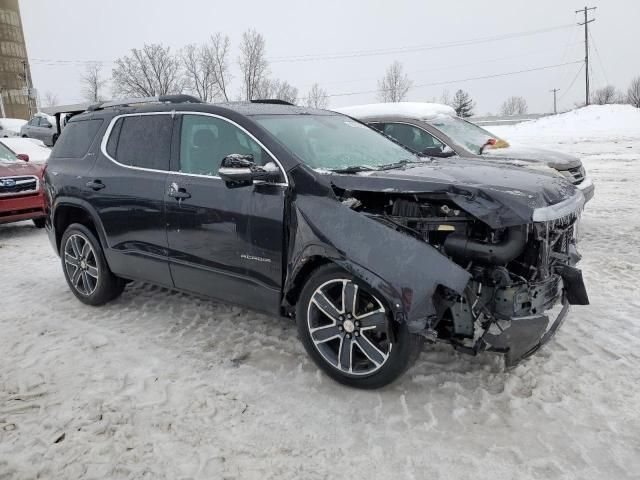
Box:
165 113 287 314
88 113 174 286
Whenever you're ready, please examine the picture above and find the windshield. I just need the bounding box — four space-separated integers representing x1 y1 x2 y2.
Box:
254 114 417 171
0 142 17 163
430 116 501 155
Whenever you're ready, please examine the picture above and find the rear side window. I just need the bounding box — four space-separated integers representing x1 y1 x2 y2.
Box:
108 115 172 170
52 119 104 158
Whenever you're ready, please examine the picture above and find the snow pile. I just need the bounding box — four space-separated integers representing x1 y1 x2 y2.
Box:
0 138 51 163
492 104 640 140
0 118 27 134
335 102 456 120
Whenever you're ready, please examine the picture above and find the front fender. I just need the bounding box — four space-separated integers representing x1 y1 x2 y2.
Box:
285 193 471 331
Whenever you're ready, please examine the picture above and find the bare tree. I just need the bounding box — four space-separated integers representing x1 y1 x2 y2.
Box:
451 89 475 118
182 43 217 102
238 29 268 101
42 91 59 108
181 34 232 102
112 43 183 98
626 76 640 108
591 85 620 105
500 96 528 116
306 83 329 109
377 61 412 103
81 63 107 102
210 33 232 101
256 78 298 104
439 89 452 106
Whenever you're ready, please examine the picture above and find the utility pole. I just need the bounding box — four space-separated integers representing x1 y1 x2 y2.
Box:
550 88 560 114
576 6 596 106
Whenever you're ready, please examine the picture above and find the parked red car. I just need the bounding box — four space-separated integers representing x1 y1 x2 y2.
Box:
0 141 46 228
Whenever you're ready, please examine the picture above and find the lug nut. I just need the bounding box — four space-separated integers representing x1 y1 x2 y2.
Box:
355 321 360 327
338 315 344 321
346 333 352 339
338 325 343 331
354 331 360 337
347 313 352 319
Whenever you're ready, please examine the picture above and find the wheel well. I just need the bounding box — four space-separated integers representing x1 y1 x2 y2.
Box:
54 205 99 253
283 256 332 310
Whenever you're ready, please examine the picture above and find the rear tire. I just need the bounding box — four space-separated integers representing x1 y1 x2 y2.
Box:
296 264 423 389
60 223 125 306
32 218 46 228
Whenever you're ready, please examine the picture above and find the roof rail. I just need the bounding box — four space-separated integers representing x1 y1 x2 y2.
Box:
87 94 202 111
250 99 295 106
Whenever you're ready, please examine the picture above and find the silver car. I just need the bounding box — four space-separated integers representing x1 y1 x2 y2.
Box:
20 114 59 146
336 103 594 202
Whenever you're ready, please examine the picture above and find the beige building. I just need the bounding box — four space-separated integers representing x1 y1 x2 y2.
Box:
0 0 36 119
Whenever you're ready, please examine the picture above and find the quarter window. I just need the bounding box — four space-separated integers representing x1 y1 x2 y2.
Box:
179 114 270 177
109 115 173 171
52 119 104 159
382 123 444 154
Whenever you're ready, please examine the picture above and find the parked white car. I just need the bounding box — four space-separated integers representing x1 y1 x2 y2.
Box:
0 118 28 137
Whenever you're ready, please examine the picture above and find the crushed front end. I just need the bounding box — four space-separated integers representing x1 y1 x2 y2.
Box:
337 188 589 366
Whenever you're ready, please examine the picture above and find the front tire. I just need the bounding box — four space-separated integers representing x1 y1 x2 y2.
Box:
60 223 125 305
296 265 423 389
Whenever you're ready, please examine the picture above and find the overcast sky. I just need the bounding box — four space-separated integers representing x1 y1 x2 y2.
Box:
20 0 640 115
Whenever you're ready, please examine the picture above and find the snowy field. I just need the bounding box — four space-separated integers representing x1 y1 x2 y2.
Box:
1 106 639 479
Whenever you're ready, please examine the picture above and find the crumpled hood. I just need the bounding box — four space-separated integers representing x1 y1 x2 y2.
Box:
0 161 43 178
325 157 583 228
483 145 582 170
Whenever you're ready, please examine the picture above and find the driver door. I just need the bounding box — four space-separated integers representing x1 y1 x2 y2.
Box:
165 113 287 314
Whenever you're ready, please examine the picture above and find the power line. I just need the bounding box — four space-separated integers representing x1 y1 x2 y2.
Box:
588 30 609 86
558 62 585 103
269 24 575 63
325 60 583 98
28 24 575 67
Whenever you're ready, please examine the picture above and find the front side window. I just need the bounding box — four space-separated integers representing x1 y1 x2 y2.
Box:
109 115 172 170
381 123 444 154
52 119 103 159
254 114 415 171
179 114 268 176
29 117 40 127
429 116 500 155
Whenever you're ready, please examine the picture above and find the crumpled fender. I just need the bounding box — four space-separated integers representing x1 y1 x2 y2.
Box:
285 192 471 331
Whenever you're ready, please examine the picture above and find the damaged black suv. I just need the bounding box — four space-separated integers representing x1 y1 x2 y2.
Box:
44 96 589 389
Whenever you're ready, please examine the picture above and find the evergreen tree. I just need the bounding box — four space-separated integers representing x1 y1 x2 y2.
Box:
452 89 475 118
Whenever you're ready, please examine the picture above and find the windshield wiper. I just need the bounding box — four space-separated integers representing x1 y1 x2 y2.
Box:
378 159 427 170
330 165 378 174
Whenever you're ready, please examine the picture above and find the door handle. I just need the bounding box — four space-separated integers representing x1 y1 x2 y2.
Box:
168 182 191 200
86 180 105 190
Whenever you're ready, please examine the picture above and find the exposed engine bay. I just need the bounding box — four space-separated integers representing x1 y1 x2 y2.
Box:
335 188 589 365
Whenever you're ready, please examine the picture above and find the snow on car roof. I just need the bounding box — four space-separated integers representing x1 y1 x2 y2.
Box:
0 118 27 131
334 102 456 120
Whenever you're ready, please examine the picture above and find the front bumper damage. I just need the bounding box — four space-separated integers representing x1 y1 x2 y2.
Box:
451 265 588 366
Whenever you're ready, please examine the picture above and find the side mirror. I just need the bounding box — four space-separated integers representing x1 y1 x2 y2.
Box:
420 145 456 158
17 154 29 162
218 154 281 187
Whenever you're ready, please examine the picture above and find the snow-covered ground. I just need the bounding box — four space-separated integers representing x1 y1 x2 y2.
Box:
1 106 639 479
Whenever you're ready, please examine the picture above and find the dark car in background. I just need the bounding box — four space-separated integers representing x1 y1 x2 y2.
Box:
336 102 595 202
44 96 588 388
20 113 59 146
